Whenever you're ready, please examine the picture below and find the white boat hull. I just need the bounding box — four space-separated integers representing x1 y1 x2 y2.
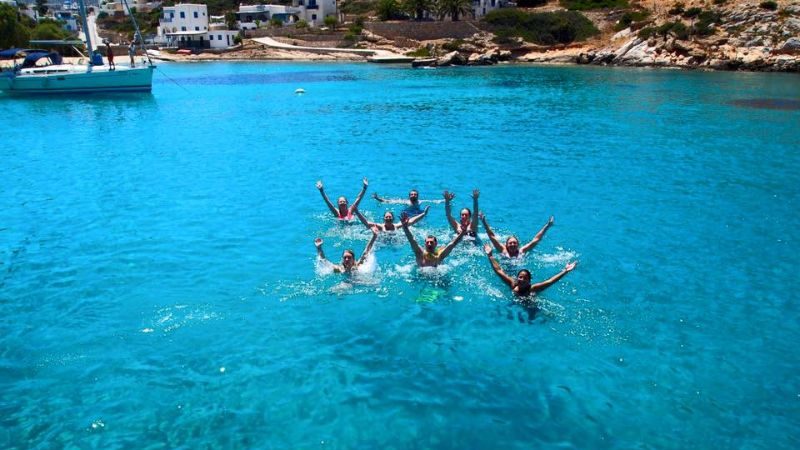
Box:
0 64 154 95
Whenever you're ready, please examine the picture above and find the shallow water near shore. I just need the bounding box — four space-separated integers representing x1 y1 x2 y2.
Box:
1 62 799 449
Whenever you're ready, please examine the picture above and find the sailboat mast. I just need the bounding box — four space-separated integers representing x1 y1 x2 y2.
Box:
77 0 93 57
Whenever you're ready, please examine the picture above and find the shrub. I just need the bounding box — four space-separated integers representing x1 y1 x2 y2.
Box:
559 0 628 10
637 26 656 39
406 46 431 57
758 1 777 10
693 10 721 36
657 21 688 39
324 15 337 30
97 11 109 19
269 18 282 27
613 9 650 31
348 23 363 35
683 7 701 18
482 9 600 45
233 34 242 45
354 15 366 27
668 2 684 15
295 20 308 29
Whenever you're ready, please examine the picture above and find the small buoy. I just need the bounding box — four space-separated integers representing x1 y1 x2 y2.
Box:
295 88 305 94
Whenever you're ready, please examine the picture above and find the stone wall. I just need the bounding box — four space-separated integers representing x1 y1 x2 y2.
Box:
364 21 482 41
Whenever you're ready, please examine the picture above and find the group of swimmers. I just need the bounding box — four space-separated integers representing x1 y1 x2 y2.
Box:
314 178 578 298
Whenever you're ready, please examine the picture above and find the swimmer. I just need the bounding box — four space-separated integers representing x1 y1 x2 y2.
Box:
353 205 430 232
400 212 467 267
480 213 554 258
444 189 479 237
314 228 379 274
484 244 577 297
372 189 442 216
316 178 368 220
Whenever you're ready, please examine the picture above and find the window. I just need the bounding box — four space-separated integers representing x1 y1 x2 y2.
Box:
180 12 185 18
209 35 214 40
181 26 186 31
193 11 198 18
195 26 200 31
218 35 222 40
312 14 317 20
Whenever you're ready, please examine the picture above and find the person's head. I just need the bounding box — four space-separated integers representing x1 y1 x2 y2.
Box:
383 211 395 224
424 235 438 252
516 269 531 289
408 190 419 204
460 208 472 226
342 249 356 269
506 236 520 255
337 196 348 210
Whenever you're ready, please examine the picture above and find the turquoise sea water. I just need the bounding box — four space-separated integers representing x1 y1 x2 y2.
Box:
1 62 799 449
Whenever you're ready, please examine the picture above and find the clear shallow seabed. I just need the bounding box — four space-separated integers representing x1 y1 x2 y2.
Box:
1 63 798 449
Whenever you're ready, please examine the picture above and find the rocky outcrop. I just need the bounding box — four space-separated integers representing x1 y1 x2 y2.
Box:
568 2 800 72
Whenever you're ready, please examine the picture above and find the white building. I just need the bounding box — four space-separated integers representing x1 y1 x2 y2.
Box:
157 4 238 49
54 10 78 33
236 1 336 29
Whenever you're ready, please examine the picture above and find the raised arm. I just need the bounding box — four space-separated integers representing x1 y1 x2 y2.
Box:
314 238 329 262
471 189 480 232
443 190 459 232
521 216 554 254
400 213 423 259
353 207 375 230
316 181 338 216
405 205 430 227
532 261 577 293
438 226 467 261
479 212 504 253
372 193 406 204
484 244 514 288
358 228 379 266
349 177 369 213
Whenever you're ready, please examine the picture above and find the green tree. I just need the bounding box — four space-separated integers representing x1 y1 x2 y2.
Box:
31 21 69 40
35 0 47 16
435 0 472 21
377 0 402 21
0 4 31 48
225 12 237 30
403 0 431 21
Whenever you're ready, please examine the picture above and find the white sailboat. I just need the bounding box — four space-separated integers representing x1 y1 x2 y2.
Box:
0 0 154 95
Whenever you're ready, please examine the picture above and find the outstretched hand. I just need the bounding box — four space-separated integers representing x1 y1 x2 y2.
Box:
471 189 480 199
483 243 493 256
371 193 379 200
423 205 431 213
316 180 323 191
565 261 577 272
443 190 455 201
370 226 379 235
362 177 369 188
400 212 410 226
478 212 485 220
314 238 323 248
548 216 555 225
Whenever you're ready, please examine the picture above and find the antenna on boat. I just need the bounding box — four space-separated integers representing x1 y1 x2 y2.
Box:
121 0 153 67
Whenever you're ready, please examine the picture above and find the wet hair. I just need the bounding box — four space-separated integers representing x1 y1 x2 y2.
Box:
460 208 471 217
517 269 531 280
342 249 355 259
409 189 419 196
425 235 437 244
337 197 348 204
506 236 519 245
384 211 395 220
